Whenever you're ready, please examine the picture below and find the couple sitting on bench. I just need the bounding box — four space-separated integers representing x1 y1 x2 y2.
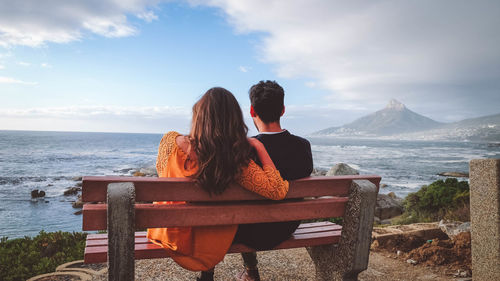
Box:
147 81 313 281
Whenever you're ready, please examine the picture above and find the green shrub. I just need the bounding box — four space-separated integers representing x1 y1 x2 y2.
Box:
396 178 470 224
0 231 87 281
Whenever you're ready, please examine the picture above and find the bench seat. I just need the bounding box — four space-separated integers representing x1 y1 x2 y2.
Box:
84 221 341 263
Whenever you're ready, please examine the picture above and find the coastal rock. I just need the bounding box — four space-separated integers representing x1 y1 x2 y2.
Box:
387 191 405 205
311 168 327 176
63 186 81 196
31 189 46 198
438 220 471 238
438 172 469 178
375 194 404 220
326 163 359 176
132 166 158 177
72 195 83 208
72 176 82 181
139 166 158 177
133 171 146 177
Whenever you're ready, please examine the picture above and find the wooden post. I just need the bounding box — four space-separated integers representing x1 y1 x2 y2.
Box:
107 182 135 281
470 159 500 281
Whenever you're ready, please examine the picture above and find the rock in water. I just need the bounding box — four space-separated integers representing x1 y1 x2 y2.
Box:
438 172 469 178
64 186 81 196
326 163 359 176
72 195 83 208
31 189 46 198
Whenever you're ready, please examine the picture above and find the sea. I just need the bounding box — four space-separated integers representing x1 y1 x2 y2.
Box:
0 130 499 239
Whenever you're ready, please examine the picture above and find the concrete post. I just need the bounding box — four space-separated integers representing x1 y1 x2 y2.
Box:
470 159 500 281
307 179 378 281
107 182 136 281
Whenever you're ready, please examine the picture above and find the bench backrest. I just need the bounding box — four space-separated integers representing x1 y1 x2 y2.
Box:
82 175 380 231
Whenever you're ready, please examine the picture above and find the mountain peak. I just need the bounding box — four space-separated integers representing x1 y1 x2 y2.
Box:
386 99 406 111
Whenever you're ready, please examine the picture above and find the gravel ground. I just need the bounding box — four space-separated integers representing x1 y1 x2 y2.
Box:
91 248 458 281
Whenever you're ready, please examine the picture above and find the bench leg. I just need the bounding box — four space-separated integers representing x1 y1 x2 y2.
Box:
107 182 136 281
307 179 377 281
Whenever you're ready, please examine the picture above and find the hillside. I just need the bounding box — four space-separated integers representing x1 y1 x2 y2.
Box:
314 99 442 136
313 100 500 141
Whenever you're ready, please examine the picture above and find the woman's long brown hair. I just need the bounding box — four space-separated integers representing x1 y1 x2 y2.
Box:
190 87 254 195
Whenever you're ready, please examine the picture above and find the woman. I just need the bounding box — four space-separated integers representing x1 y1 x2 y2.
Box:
147 87 288 281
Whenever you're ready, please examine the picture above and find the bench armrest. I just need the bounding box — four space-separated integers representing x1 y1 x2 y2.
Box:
307 179 378 281
107 182 136 281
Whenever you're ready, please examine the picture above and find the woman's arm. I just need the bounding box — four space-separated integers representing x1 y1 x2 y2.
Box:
247 138 276 169
238 161 288 200
238 139 288 200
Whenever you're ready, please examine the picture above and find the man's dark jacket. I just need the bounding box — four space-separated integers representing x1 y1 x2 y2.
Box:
234 130 313 250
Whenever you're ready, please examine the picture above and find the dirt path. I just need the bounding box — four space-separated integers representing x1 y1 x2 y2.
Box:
360 251 457 281
87 248 459 281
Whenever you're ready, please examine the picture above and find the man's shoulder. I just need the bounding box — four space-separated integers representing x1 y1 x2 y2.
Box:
255 130 311 152
287 132 311 146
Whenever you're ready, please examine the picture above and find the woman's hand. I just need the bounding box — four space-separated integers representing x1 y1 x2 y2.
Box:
248 138 276 169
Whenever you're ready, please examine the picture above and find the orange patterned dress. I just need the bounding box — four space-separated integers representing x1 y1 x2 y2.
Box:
147 131 289 271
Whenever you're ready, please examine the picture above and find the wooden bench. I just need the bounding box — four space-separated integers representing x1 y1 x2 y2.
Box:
82 175 380 281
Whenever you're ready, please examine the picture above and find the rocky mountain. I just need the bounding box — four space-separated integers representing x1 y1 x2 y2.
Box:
393 113 500 141
314 99 443 136
313 100 500 141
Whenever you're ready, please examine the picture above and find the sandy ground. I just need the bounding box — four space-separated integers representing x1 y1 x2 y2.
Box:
90 248 459 281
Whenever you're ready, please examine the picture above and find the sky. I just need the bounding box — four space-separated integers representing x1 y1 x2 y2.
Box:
0 0 499 135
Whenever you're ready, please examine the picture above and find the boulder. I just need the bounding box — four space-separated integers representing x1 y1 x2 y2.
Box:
31 189 46 198
132 166 158 177
133 171 146 177
375 194 404 220
139 166 158 177
72 195 83 208
72 176 83 181
326 163 359 176
311 168 327 176
438 220 471 238
387 191 404 205
63 186 81 196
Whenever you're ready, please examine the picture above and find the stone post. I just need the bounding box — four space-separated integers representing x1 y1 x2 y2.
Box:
307 179 377 281
469 159 500 281
107 182 136 281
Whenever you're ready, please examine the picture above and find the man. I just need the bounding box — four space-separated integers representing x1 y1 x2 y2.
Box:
234 80 314 281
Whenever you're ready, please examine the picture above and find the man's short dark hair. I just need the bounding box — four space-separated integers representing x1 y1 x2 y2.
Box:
249 80 284 123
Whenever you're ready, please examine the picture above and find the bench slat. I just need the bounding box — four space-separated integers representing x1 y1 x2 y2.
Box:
84 222 342 263
85 223 342 247
83 198 348 230
82 175 381 202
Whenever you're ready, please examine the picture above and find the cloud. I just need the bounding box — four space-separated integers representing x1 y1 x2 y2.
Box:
0 0 162 47
0 76 37 85
137 10 159 22
17 61 30 66
41 63 52 68
238 65 250 73
194 0 500 119
0 65 4 69
0 105 192 133
0 105 190 119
